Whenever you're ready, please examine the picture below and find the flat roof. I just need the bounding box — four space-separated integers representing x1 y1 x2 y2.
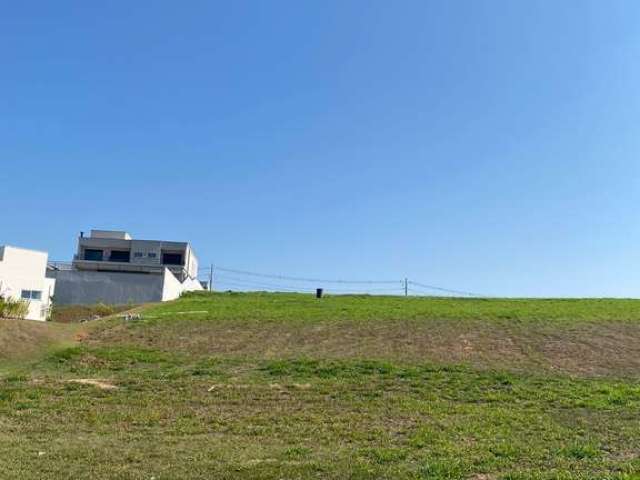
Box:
89 230 132 240
80 237 191 246
83 230 191 246
0 245 49 255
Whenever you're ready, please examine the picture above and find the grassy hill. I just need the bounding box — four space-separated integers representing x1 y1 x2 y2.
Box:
0 318 78 365
2 292 640 479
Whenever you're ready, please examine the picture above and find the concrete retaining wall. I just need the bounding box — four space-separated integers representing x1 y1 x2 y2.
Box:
48 268 204 305
49 270 165 305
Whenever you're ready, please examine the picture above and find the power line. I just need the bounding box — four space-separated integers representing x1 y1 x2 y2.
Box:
207 266 401 285
318 286 404 294
213 276 404 294
213 275 315 292
214 279 309 293
408 281 481 297
197 264 483 297
212 273 404 292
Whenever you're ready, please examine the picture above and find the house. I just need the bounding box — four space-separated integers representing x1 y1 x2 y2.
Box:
73 229 199 281
0 245 55 321
47 230 203 305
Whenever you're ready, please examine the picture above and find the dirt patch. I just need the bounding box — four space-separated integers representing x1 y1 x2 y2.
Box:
67 379 118 390
51 305 137 324
74 331 89 342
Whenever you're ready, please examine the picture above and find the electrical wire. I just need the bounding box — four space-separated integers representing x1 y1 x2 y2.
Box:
408 281 480 297
205 266 400 284
213 275 315 292
213 273 403 293
198 265 483 297
214 279 311 293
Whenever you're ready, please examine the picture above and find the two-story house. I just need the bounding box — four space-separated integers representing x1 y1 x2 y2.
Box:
47 230 203 305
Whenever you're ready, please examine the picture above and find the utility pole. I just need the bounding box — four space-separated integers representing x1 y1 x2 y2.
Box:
209 264 214 291
404 278 408 297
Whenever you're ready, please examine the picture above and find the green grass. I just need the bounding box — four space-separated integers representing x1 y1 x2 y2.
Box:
0 318 79 366
89 292 640 377
2 292 640 479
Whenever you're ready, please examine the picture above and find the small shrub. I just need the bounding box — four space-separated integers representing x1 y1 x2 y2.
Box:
0 297 30 319
94 302 116 317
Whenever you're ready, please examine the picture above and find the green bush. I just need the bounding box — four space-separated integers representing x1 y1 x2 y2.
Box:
0 296 30 319
94 302 116 317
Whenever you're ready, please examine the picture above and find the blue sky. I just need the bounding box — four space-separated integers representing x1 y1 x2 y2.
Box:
2 1 640 297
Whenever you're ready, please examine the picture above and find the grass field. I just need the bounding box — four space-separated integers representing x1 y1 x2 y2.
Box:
2 292 640 479
0 318 78 365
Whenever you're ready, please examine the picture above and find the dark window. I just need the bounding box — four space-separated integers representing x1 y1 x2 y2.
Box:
134 252 144 258
162 253 183 265
84 249 104 261
21 290 42 300
148 252 157 258
109 250 131 262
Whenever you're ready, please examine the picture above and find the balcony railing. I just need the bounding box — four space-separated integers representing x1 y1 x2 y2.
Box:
47 261 74 271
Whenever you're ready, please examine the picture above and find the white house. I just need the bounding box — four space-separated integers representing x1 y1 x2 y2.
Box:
46 230 203 305
0 245 55 321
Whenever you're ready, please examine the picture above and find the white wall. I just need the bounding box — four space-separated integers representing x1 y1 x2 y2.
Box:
161 268 184 301
186 244 199 280
161 268 204 301
181 275 205 292
0 246 54 321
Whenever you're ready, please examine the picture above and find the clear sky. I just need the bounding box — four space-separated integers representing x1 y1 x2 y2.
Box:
2 1 640 297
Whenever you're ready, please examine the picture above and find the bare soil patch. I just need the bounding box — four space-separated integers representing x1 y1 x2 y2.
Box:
51 304 136 324
67 379 118 390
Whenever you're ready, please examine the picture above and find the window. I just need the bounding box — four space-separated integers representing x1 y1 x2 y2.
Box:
84 249 104 261
109 250 131 262
148 252 157 258
134 252 144 258
162 253 183 265
21 290 42 300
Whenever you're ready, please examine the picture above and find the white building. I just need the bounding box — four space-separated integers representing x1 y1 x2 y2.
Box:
47 230 203 305
0 246 56 321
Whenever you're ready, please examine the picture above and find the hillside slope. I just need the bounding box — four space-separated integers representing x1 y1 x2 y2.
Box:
0 318 78 364
88 292 640 377
2 292 640 479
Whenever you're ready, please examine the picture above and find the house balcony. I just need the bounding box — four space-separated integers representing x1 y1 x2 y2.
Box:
72 258 190 281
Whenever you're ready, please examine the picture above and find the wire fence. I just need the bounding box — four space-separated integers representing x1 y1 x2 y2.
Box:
197 265 484 297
